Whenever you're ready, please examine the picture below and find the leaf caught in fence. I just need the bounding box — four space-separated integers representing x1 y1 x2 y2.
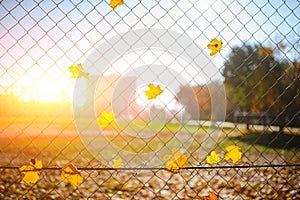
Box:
144 83 163 100
110 0 124 10
163 148 187 174
206 151 221 164
112 158 124 168
165 154 187 174
19 159 42 184
61 163 83 189
69 63 89 79
207 38 223 56
224 145 242 164
97 111 115 129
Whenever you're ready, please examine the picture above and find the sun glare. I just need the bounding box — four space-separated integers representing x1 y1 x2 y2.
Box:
17 76 70 103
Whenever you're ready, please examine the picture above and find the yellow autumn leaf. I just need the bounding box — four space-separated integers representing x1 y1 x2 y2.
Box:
144 83 163 100
97 111 115 129
206 151 221 164
207 38 223 56
19 159 42 184
110 0 124 10
68 63 89 79
165 154 187 174
164 148 187 174
61 163 83 189
112 158 124 168
224 145 242 164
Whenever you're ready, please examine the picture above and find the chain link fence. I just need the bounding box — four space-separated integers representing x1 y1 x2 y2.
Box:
0 0 299 199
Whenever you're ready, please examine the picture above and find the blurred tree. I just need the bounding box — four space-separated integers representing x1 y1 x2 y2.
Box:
175 82 224 121
175 85 200 120
222 45 257 111
193 85 211 119
280 62 300 127
222 43 299 131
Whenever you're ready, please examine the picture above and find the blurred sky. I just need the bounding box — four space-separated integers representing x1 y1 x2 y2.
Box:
0 0 299 103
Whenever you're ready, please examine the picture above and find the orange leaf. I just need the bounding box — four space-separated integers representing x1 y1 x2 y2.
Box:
110 0 124 10
164 148 187 174
203 192 219 200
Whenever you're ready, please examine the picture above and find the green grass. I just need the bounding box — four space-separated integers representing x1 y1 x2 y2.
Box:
0 117 299 166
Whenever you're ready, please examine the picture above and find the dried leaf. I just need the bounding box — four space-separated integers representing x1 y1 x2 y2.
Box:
61 163 83 188
224 145 242 164
206 151 221 164
19 159 42 184
164 148 187 174
97 111 115 129
165 155 187 174
203 192 219 200
69 63 89 79
207 38 223 56
144 83 163 100
110 0 124 10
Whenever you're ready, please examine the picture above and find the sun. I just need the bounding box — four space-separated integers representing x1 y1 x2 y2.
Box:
17 76 70 103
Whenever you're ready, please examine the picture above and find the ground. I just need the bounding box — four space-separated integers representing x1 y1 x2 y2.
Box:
0 117 299 199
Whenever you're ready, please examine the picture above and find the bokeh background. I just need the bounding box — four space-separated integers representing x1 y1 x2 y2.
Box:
0 0 299 199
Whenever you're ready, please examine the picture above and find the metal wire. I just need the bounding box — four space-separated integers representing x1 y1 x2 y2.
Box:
1 164 300 170
0 0 299 199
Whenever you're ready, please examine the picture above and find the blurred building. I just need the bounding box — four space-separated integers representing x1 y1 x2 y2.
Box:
80 74 141 120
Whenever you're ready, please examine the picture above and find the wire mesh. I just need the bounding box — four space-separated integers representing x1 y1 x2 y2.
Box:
0 0 299 199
